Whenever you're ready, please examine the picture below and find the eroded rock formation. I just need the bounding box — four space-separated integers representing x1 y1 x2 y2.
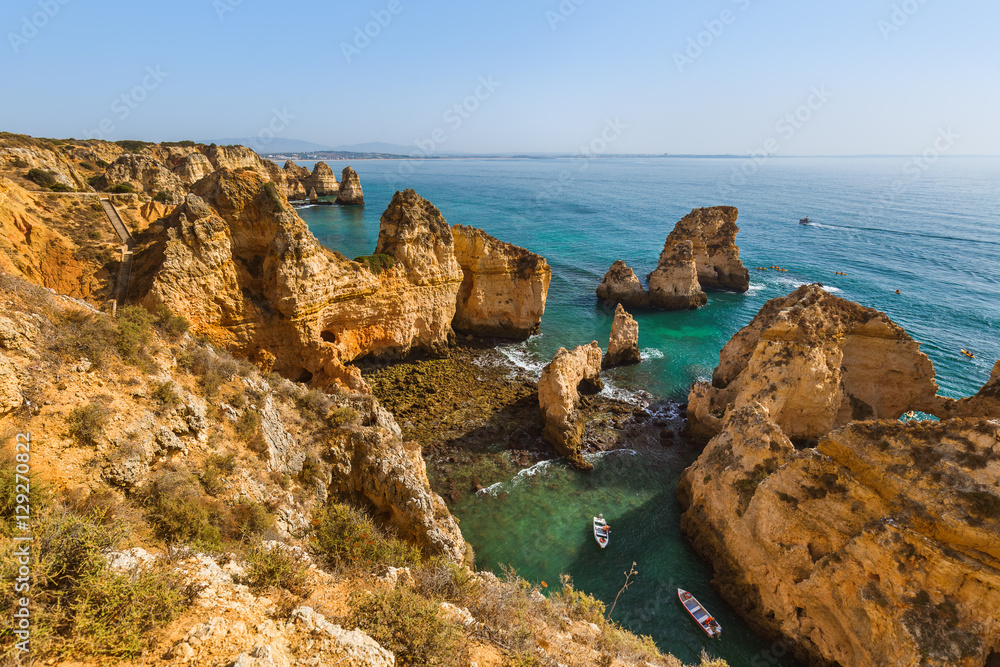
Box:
647 239 707 310
603 304 641 369
687 284 939 442
679 403 1000 667
0 353 20 417
538 342 603 468
935 360 1000 419
303 162 340 197
172 153 215 186
451 224 551 339
336 166 364 205
596 260 649 309
665 206 749 292
95 153 187 197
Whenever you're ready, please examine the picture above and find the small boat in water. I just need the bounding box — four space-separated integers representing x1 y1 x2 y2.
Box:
962 349 975 359
799 217 812 224
678 589 721 638
593 514 610 549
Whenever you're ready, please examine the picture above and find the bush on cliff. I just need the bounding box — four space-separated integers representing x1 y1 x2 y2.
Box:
354 253 396 275
348 587 461 667
67 402 109 447
26 167 57 188
110 183 137 194
115 306 158 369
314 502 421 569
145 469 234 549
240 541 308 596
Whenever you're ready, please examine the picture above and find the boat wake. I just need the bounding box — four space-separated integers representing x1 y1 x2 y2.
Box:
475 449 639 497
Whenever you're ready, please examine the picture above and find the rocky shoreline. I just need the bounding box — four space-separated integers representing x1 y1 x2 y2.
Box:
365 340 681 503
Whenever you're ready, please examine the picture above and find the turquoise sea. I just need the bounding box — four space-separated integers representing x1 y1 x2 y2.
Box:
296 157 1000 665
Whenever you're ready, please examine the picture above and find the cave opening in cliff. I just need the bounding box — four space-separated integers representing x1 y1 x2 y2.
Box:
986 652 1000 667
295 368 313 383
321 330 337 344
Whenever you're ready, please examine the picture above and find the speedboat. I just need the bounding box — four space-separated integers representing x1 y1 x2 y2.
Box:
678 589 721 638
799 217 812 224
593 515 610 549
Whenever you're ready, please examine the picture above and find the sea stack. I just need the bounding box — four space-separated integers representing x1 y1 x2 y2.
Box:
663 206 749 292
305 161 340 196
336 166 364 205
603 304 641 369
538 341 603 469
647 240 707 310
451 224 551 340
308 187 319 204
596 260 649 309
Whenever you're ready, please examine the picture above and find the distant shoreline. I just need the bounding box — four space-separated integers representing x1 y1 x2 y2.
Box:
267 153 1000 162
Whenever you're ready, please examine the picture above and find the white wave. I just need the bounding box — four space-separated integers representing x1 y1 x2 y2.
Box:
775 277 842 294
495 338 546 378
641 348 664 360
476 457 560 496
746 283 765 294
583 448 637 462
599 377 651 408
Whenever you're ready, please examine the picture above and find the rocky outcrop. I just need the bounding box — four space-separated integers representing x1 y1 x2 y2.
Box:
303 162 340 197
328 396 468 563
0 353 21 417
679 404 1000 667
687 284 939 442
538 342 603 468
336 166 364 205
308 188 319 204
596 260 649 309
664 206 749 292
603 304 640 369
647 239 707 310
451 224 551 339
94 153 187 196
282 161 310 180
0 143 91 190
172 153 215 185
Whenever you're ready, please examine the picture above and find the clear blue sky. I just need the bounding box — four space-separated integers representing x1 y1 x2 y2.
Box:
1 0 998 155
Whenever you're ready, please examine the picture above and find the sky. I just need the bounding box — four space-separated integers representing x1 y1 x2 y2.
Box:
1 0 998 155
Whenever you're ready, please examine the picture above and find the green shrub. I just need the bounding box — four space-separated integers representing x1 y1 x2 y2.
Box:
54 310 117 367
315 503 421 569
49 182 74 192
348 587 461 666
263 181 284 212
241 541 308 595
153 305 189 339
114 140 148 153
0 510 186 659
328 406 358 428
67 402 109 447
152 191 173 204
354 253 396 275
110 183 137 194
79 161 95 170
200 452 236 497
151 380 181 408
26 168 57 188
550 574 606 625
114 305 156 368
145 470 232 548
177 346 246 397
232 501 274 539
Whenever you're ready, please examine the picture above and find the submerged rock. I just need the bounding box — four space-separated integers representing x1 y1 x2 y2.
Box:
603 304 641 369
336 166 364 205
647 239 707 310
596 260 649 309
687 283 939 442
451 224 551 340
538 342 603 469
663 206 749 292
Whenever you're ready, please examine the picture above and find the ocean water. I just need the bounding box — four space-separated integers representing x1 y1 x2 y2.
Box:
297 157 1000 665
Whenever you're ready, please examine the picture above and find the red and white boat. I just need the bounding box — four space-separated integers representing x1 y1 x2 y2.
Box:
593 515 610 548
678 589 721 638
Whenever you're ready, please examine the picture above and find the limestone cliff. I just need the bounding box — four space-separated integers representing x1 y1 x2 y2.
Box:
95 153 187 196
303 161 340 197
596 260 649 309
604 304 641 369
171 152 215 185
663 206 749 292
935 360 1000 419
451 224 551 340
688 284 939 442
647 239 707 310
679 404 1000 667
538 342 603 468
336 166 364 205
